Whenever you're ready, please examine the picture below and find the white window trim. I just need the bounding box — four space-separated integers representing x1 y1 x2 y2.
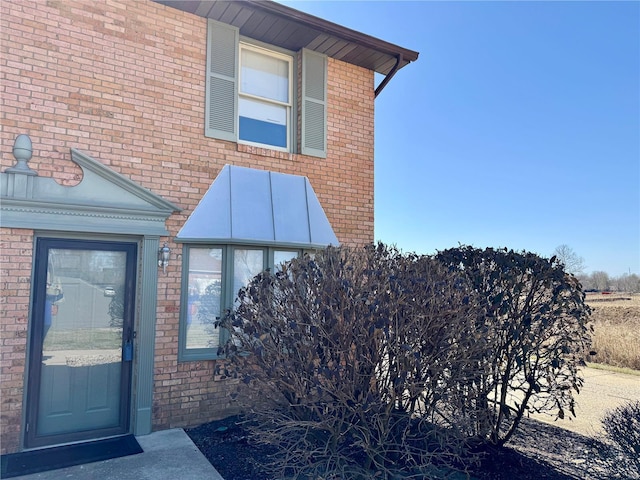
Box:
238 42 293 152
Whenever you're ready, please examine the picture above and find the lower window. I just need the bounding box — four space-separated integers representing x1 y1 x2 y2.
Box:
179 245 299 361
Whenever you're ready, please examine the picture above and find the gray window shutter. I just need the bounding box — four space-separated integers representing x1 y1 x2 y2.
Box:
205 19 238 141
301 49 327 158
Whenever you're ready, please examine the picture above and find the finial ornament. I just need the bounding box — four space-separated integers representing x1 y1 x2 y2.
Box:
6 134 37 175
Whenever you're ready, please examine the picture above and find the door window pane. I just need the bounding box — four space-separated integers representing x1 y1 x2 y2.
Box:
186 248 223 349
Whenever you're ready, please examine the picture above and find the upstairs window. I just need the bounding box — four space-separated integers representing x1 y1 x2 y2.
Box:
205 19 327 158
239 45 292 150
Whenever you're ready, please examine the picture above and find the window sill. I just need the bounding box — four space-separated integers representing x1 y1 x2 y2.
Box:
178 351 225 362
237 143 296 161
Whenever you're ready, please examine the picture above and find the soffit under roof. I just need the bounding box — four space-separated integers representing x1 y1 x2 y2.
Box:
176 165 339 248
154 0 419 75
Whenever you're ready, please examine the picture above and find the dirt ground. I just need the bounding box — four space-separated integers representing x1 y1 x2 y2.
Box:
187 366 638 480
586 292 640 330
187 415 613 480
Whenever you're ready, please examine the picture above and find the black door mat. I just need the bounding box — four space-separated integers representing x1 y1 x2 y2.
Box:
0 434 143 478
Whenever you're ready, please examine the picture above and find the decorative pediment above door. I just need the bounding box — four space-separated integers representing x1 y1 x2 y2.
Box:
1 143 180 235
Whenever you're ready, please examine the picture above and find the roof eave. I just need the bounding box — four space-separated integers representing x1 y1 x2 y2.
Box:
245 0 419 66
153 0 419 75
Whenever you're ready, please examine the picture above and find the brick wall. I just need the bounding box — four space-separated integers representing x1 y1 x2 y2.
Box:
0 0 375 451
0 230 34 453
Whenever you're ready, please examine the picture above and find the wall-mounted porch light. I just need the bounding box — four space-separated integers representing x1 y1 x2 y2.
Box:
158 243 170 274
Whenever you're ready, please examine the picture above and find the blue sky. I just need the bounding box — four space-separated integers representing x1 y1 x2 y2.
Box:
280 1 639 276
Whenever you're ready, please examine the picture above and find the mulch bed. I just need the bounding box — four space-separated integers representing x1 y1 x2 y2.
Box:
186 416 612 480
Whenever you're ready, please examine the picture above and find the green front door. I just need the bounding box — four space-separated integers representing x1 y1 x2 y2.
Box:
25 238 137 448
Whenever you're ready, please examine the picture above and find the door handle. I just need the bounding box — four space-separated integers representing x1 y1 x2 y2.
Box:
123 340 133 362
123 327 134 361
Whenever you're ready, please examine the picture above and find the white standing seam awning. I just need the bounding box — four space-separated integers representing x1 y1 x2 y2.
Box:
176 165 339 249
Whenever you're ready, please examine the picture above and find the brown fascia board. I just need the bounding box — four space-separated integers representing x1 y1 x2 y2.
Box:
245 0 419 65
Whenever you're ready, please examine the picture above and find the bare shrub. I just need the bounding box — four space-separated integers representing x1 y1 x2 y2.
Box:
436 246 592 446
598 401 640 479
219 244 486 479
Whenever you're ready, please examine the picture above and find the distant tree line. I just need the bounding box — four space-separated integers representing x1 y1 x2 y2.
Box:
552 244 639 293
577 271 640 293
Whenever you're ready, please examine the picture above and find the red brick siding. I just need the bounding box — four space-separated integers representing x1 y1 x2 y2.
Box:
0 230 34 454
0 0 374 451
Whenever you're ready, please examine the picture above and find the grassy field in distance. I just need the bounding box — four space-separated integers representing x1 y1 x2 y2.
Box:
585 292 640 371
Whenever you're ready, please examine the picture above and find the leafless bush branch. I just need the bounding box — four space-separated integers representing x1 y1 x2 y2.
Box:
220 245 486 478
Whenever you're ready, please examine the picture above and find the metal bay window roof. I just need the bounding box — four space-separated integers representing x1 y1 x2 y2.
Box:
176 165 339 248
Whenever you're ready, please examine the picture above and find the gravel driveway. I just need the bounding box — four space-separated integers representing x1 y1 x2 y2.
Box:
530 366 640 436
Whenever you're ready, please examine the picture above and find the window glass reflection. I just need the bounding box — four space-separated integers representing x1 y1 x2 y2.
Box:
233 249 264 302
273 250 298 272
186 248 223 349
43 249 125 357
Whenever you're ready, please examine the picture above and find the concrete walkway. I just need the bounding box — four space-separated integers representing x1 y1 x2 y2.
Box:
10 429 224 480
529 366 640 437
